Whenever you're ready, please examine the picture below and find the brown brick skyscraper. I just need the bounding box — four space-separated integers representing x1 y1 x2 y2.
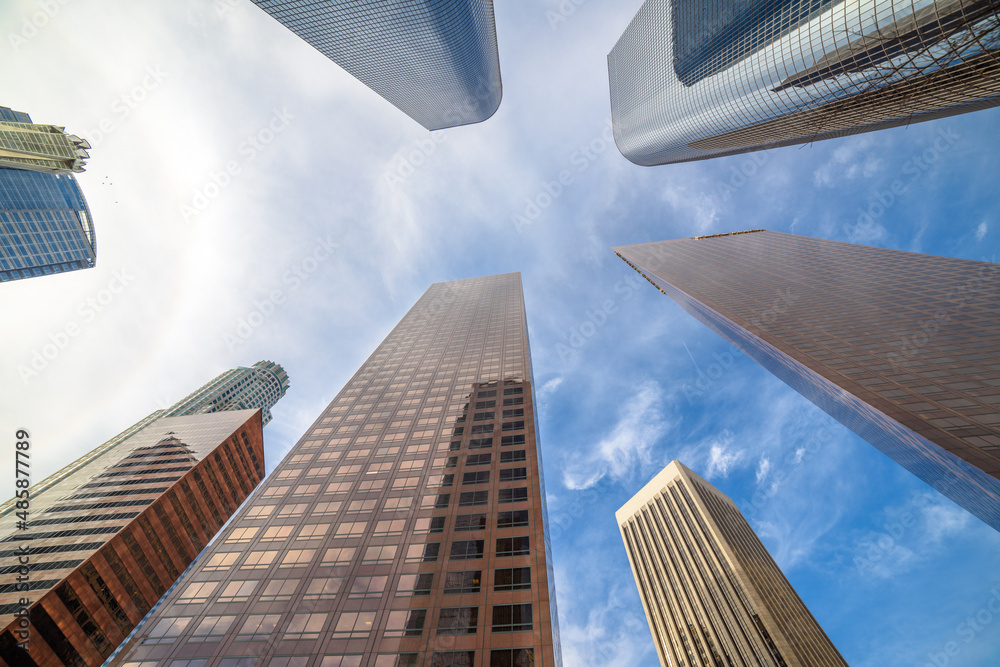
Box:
111 273 561 667
615 230 1000 531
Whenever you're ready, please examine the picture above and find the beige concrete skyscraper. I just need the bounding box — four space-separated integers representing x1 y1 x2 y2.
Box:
617 461 847 667
111 273 560 667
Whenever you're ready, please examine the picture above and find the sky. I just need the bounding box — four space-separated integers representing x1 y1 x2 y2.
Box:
2 1 1000 665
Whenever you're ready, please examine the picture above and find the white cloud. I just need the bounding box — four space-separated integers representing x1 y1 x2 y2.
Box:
813 140 882 187
538 376 563 401
755 456 771 483
704 432 746 480
975 221 988 241
561 379 670 490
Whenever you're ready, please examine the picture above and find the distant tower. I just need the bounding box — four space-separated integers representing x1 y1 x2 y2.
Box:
0 106 96 282
248 0 503 129
164 360 291 426
618 461 848 666
609 0 1000 165
615 230 1000 531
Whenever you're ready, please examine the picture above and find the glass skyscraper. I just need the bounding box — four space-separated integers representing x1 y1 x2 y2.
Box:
618 461 848 666
0 106 96 282
164 361 292 427
608 0 1000 165
247 1 503 130
614 230 1000 531
111 274 561 667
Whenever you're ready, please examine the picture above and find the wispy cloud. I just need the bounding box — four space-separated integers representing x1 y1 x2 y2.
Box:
561 379 670 490
538 376 563 401
755 456 771 483
704 431 746 480
813 140 882 188
975 221 988 241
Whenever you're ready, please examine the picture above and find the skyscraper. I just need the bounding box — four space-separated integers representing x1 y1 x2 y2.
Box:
247 1 503 130
617 461 848 666
111 274 561 667
1 106 96 282
0 361 288 665
614 230 1000 530
608 0 1000 165
0 111 91 174
0 410 266 667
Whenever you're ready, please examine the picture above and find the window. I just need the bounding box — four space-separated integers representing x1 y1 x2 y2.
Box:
494 567 531 591
366 462 393 475
203 552 239 572
297 524 328 540
500 450 526 463
277 504 308 518
217 659 257 667
326 482 352 494
303 577 343 600
497 510 529 529
348 576 387 598
143 617 190 644
498 488 528 504
496 537 530 557
465 453 491 466
503 387 522 395
236 614 280 641
462 471 489 485
414 516 446 533
444 570 481 594
500 435 525 447
398 460 423 472
449 540 485 560
243 550 278 569
335 464 361 476
392 476 420 490
291 483 321 497
305 467 332 477
276 468 302 480
363 544 397 563
374 519 406 537
396 573 433 596
405 543 439 563
455 514 487 531
335 521 367 537
177 581 217 604
427 473 454 487
443 457 459 468
470 424 492 434
259 579 298 602
280 549 315 567
384 497 412 511
320 658 362 667
384 609 426 637
475 400 495 409
331 611 375 638
321 547 356 566
357 478 385 492
261 526 294 542
472 412 494 421
492 604 532 632
347 499 376 513
422 493 450 509
479 390 496 398
468 438 493 449
499 468 527 482
373 656 418 667
430 653 475 667
502 397 523 406
217 581 256 603
501 421 524 432
490 648 535 667
190 615 236 642
226 527 258 543
245 505 275 519
437 607 478 635
447 440 461 451
501 409 524 419
458 490 488 506
284 612 327 640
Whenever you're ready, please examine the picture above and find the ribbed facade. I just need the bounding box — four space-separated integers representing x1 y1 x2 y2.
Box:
614 230 1000 531
0 410 266 667
165 361 291 427
110 273 560 667
609 0 1000 165
0 118 90 174
617 461 847 667
248 0 503 130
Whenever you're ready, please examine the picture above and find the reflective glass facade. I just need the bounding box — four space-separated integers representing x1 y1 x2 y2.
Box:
618 461 848 667
0 410 266 667
609 0 1000 165
614 230 1000 531
111 273 561 667
249 1 503 130
0 107 95 283
165 361 292 427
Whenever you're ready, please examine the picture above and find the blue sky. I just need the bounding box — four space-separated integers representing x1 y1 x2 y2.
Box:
2 1 1000 665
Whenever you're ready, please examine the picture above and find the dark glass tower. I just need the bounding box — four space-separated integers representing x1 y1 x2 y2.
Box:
110 274 561 667
248 1 503 130
608 0 1000 165
0 106 96 282
614 230 1000 530
618 461 847 666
